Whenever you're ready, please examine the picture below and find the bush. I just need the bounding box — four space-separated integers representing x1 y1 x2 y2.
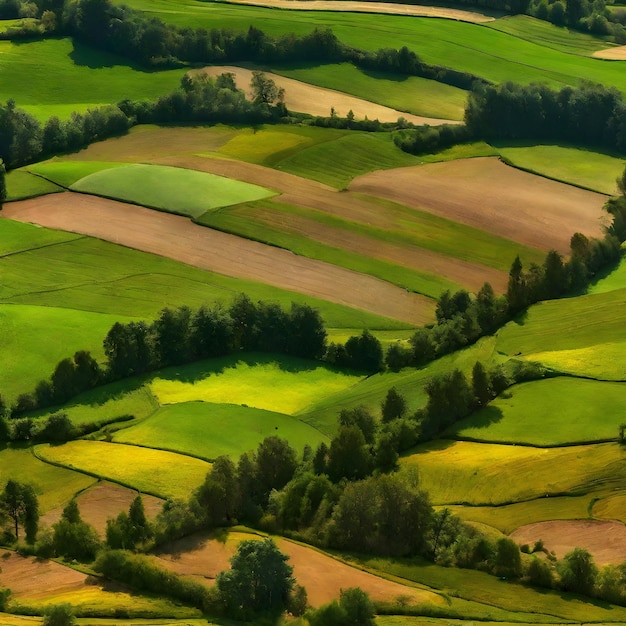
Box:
43 604 75 626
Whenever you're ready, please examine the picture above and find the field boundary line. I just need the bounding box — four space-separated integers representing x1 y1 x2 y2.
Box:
0 236 87 260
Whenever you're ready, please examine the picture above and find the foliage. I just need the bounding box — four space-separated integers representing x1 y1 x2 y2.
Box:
0 479 38 543
42 604 76 626
53 500 101 561
307 587 375 626
557 547 598 595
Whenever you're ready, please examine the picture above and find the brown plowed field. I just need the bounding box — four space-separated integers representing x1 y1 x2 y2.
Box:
40 482 163 537
223 0 495 22
154 531 444 607
197 66 461 125
2 193 434 325
350 157 610 253
592 46 626 59
510 519 626 566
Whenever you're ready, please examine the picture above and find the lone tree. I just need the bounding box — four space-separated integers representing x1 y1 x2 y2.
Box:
250 71 285 105
0 480 39 543
216 538 294 619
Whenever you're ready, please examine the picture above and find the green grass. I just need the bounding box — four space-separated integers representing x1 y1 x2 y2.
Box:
402 440 626 506
450 377 626 446
273 63 467 120
114 400 329 459
0 446 96 512
148 353 364 415
5 170 64 200
0 38 185 118
496 142 625 194
589 253 626 294
0 218 80 254
69 164 276 217
36 440 211 499
27 160 128 188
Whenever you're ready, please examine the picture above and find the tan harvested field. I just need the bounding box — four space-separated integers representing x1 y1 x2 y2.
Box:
2 193 434 325
510 520 626 566
350 157 610 253
223 0 495 22
0 550 87 601
40 482 164 537
592 45 626 59
197 66 461 125
154 531 444 607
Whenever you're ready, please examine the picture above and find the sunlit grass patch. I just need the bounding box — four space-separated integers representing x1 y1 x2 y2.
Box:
36 441 210 499
27 161 127 188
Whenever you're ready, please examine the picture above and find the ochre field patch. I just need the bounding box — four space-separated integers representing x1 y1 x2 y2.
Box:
349 157 609 253
510 519 626 566
3 193 434 325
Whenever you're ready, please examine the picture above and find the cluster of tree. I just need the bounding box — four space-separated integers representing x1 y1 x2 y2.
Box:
393 123 473 155
465 81 626 153
0 100 131 168
0 480 38 544
307 587 375 626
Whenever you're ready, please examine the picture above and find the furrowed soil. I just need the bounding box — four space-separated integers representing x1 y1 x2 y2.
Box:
2 193 433 325
510 519 626 566
196 66 462 124
40 482 164 537
153 530 444 607
349 157 610 253
222 0 496 22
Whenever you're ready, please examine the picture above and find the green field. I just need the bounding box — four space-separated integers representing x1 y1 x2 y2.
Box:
114 400 328 459
450 377 626 446
36 440 211 499
497 142 624 194
5 170 63 200
402 440 626 505
273 62 468 120
148 353 364 415
69 164 276 217
27 160 128 188
0 447 96 512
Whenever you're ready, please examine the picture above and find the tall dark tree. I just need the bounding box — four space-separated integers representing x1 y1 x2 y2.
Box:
472 361 492 408
0 480 39 543
381 387 407 423
506 255 527 315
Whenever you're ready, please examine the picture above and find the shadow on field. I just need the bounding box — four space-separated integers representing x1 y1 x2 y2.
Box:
455 405 504 432
68 39 157 73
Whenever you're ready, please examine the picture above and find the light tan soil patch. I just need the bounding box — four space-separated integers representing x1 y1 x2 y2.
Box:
2 193 434 325
224 0 495 22
350 157 609 253
197 66 460 125
592 45 626 59
510 519 626 566
249 202 508 291
0 550 87 600
154 531 444 607
40 482 163 537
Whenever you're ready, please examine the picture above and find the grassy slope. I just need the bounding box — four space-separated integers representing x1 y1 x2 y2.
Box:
450 377 626 446
27 161 128 188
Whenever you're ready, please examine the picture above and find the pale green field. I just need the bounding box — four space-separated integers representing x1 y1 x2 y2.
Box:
70 164 276 217
114 401 328 459
498 143 625 194
5 170 63 200
0 447 96 513
149 354 363 415
450 377 626 445
36 441 211 499
403 441 626 506
27 161 128 188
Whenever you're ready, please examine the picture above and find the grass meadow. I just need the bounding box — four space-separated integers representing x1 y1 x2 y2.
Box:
273 63 468 121
402 441 626 505
148 353 364 415
5 170 63 200
450 377 626 446
36 441 211 499
27 161 128 188
70 164 276 217
114 401 329 460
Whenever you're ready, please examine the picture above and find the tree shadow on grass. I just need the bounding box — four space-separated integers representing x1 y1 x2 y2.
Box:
452 405 504 433
68 39 162 73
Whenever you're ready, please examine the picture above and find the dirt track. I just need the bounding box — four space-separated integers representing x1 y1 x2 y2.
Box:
222 0 495 22
197 66 462 125
350 157 610 253
510 519 626 566
2 193 434 325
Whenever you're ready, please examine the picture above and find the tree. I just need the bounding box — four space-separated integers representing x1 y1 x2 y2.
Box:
250 71 285 105
344 330 384 373
327 426 372 482
494 537 523 578
53 500 100 562
0 159 5 210
338 406 377 444
507 255 527 315
255 436 298 501
128 495 153 546
557 547 598 595
216 538 294 618
381 387 407 422
472 361 492 408
0 480 38 543
43 603 76 626
338 587 375 626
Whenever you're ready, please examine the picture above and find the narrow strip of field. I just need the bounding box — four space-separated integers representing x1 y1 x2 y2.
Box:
221 0 495 22
349 157 609 253
593 44 626 59
510 520 626 566
153 530 445 607
2 194 435 325
197 66 461 124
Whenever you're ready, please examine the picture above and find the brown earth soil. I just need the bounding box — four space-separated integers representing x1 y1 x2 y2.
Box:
510 519 626 566
2 193 434 325
592 46 626 59
196 66 461 125
0 550 87 600
40 482 164 537
154 530 444 607
349 157 610 253
222 0 495 22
